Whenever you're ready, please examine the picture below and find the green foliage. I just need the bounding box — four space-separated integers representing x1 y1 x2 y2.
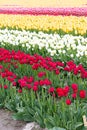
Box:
48 127 66 130
0 44 87 130
1 42 87 68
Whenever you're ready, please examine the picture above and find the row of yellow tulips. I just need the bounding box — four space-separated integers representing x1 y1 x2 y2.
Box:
0 14 87 35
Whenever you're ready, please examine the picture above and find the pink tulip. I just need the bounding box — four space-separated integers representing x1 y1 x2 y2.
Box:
0 7 86 16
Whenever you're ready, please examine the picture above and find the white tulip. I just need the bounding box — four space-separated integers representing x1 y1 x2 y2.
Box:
76 53 80 57
70 54 74 58
62 50 66 54
0 29 87 58
85 51 87 56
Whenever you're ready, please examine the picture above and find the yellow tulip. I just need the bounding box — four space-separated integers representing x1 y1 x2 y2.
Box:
0 14 86 35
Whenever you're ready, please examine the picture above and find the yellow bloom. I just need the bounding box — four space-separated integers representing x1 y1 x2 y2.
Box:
0 14 86 35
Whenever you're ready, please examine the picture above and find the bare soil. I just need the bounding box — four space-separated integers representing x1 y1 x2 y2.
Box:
0 109 47 130
0 109 26 130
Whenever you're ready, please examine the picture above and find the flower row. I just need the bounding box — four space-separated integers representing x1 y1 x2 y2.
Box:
0 48 87 129
1 47 87 79
0 7 87 16
1 29 87 62
0 15 86 35
0 75 86 130
0 48 87 97
0 72 86 101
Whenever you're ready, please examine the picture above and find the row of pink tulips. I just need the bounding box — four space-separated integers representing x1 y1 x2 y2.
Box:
0 7 87 16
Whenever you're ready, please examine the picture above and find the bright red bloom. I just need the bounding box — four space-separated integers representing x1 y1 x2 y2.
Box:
56 61 64 67
4 85 8 89
48 61 56 69
27 84 32 89
0 65 3 69
45 57 52 61
78 64 84 71
55 69 60 75
48 87 55 93
18 89 22 93
39 80 44 86
12 81 16 86
64 66 70 72
32 86 38 91
13 74 17 79
64 61 76 72
32 63 39 70
44 79 52 86
56 86 70 97
67 60 74 66
23 76 29 82
73 67 79 75
1 72 6 78
34 81 39 86
38 72 46 78
18 79 27 88
72 93 77 99
29 61 33 65
71 83 78 93
63 86 70 96
69 65 76 71
79 90 86 98
7 76 14 82
81 71 87 78
66 99 71 105
39 79 52 86
56 88 64 97
5 70 13 76
28 76 34 83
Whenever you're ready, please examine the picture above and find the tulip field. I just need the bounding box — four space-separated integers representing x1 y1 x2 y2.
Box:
0 1 87 130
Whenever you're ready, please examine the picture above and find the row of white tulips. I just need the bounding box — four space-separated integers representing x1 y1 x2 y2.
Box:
0 29 87 57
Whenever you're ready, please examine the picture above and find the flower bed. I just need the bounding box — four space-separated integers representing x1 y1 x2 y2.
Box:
0 15 86 35
0 29 87 67
0 7 87 130
0 48 87 130
0 7 87 16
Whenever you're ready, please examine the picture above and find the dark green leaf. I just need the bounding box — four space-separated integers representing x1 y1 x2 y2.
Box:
75 122 83 129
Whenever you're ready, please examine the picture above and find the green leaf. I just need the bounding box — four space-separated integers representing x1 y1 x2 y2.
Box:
44 116 57 128
23 114 34 122
75 122 83 129
0 103 4 108
12 112 24 121
48 127 66 130
34 112 45 127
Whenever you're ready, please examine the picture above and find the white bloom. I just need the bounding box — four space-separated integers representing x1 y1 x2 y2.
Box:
71 44 77 50
48 48 52 53
50 50 56 56
76 53 80 57
26 43 31 48
62 50 66 54
85 51 87 56
79 52 84 56
58 50 62 53
22 44 25 47
0 29 87 58
70 54 74 58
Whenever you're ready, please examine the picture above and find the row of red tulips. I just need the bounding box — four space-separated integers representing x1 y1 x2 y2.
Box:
0 48 87 78
0 64 87 106
0 47 87 106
